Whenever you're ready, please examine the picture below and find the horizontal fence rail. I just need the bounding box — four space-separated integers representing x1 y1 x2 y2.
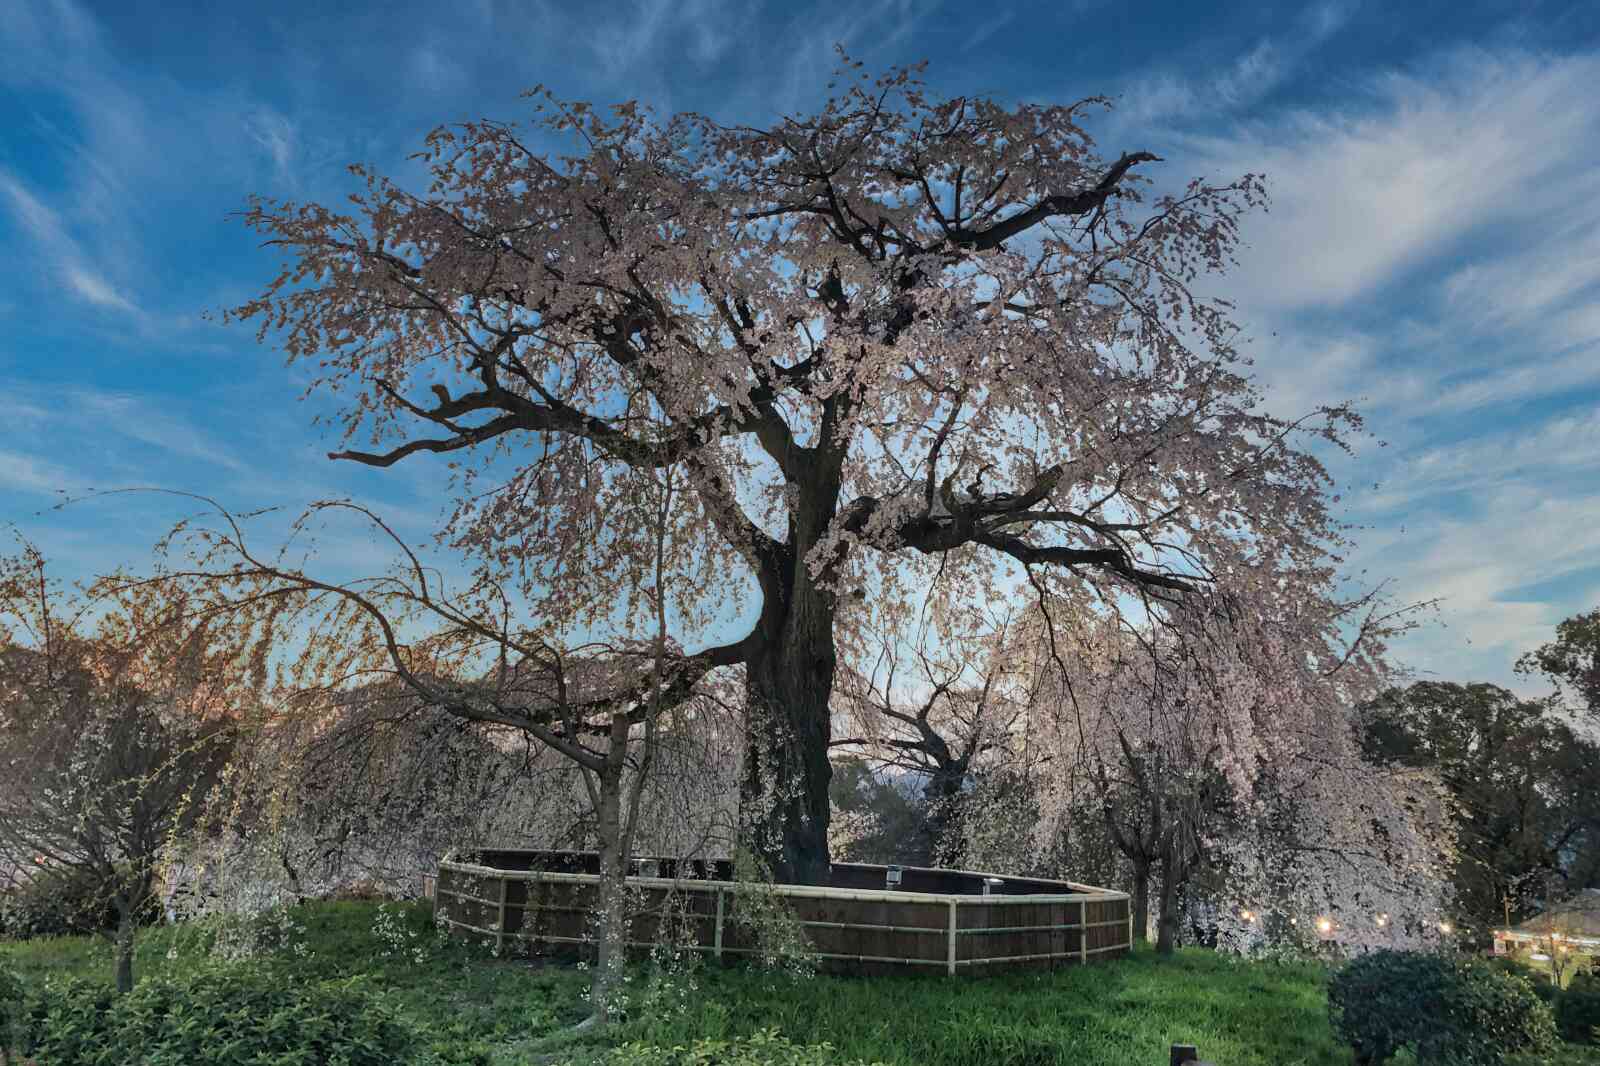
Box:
433 850 1134 977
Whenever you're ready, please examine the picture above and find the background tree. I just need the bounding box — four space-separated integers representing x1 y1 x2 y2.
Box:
825 757 927 865
1355 681 1600 943
830 604 1037 866
1019 588 1434 955
0 543 240 993
1519 607 1600 722
218 53 1390 884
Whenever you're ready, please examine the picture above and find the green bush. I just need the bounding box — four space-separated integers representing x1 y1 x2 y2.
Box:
597 1029 887 1066
13 959 429 1065
1485 955 1559 1004
0 955 25 1062
0 865 160 941
1558 972 1600 1045
1328 949 1558 1066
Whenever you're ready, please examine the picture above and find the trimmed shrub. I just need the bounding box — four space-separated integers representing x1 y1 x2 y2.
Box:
1558 972 1600 1045
1328 949 1558 1066
13 959 427 1065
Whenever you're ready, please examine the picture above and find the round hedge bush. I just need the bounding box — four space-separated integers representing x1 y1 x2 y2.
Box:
1329 950 1558 1066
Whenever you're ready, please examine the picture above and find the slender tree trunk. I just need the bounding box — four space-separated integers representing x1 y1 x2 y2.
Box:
1130 859 1151 945
741 563 836 887
1156 850 1181 957
113 907 136 995
589 765 629 1024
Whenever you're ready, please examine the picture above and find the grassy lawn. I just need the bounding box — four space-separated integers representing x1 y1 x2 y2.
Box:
3 899 1596 1065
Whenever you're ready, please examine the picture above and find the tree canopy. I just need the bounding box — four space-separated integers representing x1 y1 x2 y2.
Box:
219 53 1403 883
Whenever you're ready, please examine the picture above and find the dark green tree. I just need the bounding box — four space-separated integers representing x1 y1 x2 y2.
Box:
1356 682 1600 942
1518 607 1600 721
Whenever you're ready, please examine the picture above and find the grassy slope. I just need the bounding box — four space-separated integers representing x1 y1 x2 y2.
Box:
3 900 1594 1066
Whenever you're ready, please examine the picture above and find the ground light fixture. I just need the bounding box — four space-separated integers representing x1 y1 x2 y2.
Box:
1317 917 1333 936
1439 921 1453 934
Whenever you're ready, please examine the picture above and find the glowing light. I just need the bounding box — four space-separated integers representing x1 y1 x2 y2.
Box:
1317 918 1333 934
1376 914 1388 927
1241 910 1253 921
1439 922 1453 934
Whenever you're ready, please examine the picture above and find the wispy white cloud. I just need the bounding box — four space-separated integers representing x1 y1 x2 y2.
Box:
0 169 141 315
1112 2 1351 125
962 9 1014 52
64 265 138 312
410 43 464 94
1376 408 1600 505
1142 40 1600 693
244 108 299 185
0 448 84 495
1 383 248 475
66 389 249 473
1350 489 1600 688
1179 47 1600 313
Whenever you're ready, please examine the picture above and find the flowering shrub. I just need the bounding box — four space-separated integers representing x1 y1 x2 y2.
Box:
371 900 443 966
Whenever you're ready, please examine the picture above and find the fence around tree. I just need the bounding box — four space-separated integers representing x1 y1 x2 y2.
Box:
433 849 1133 976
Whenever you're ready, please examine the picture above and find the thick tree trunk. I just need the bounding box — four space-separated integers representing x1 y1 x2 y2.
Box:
742 619 835 886
740 474 841 887
924 772 968 868
1130 859 1151 945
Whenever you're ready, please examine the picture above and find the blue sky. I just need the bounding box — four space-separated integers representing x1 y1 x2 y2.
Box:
2 0 1598 696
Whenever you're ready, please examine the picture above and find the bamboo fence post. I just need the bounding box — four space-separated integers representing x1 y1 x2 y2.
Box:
1080 899 1088 964
946 900 957 976
495 877 508 955
714 887 725 961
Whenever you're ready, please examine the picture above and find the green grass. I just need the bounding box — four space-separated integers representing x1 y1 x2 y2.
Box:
5 900 1597 1065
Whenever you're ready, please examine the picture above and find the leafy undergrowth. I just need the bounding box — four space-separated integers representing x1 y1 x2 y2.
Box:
3 900 1596 1066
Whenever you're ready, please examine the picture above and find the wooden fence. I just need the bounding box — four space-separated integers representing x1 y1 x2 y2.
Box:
433 850 1132 977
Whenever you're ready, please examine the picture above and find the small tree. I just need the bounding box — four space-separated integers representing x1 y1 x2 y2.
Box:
111 474 751 1027
0 541 240 993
